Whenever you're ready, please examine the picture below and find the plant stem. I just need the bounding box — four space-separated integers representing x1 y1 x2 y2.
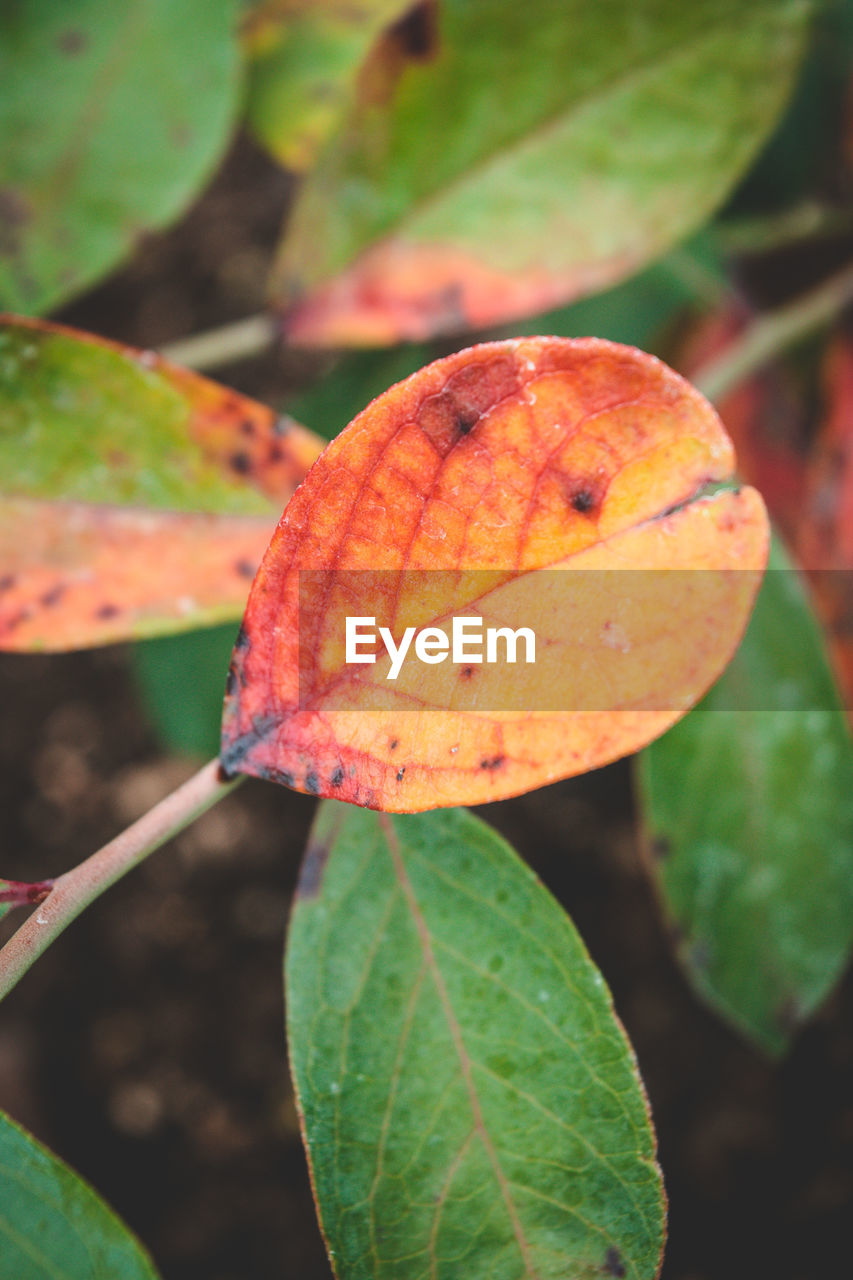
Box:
0 758 243 1002
693 260 853 403
159 313 277 371
717 201 853 256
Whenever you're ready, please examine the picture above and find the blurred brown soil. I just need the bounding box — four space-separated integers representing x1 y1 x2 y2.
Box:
1 134 851 1280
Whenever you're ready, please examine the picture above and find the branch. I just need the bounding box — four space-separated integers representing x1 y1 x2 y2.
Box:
159 313 277 372
693 260 853 403
0 758 243 1001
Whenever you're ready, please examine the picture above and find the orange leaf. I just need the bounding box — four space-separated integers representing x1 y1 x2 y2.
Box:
220 337 769 811
0 315 324 651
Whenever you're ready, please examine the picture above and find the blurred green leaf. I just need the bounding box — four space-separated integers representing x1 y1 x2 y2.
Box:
0 1108 159 1278
244 0 414 172
638 537 853 1056
0 0 242 314
275 0 813 345
287 802 665 1280
133 623 236 757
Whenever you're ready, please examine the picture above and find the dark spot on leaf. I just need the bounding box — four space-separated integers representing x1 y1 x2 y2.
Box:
230 451 252 476
58 29 87 54
304 771 320 795
396 766 406 782
455 407 479 435
219 713 279 777
418 355 517 456
330 766 345 787
240 419 256 437
480 755 505 771
602 1246 626 1277
389 738 399 751
268 443 284 464
650 835 671 860
297 837 331 899
388 1 439 60
571 488 596 513
0 575 15 593
234 559 256 580
461 665 474 678
39 584 65 608
95 603 120 620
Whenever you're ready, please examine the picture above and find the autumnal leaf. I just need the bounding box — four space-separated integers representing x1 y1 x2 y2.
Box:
243 0 416 172
286 802 666 1280
273 0 812 345
637 537 853 1056
0 316 324 650
0 1108 160 1278
0 0 241 315
221 337 768 811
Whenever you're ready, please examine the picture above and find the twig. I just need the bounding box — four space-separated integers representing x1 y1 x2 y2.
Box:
693 260 853 403
159 313 277 371
0 758 243 1001
717 201 853 256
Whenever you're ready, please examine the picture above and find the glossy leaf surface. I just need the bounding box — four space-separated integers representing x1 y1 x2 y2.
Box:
275 0 812 344
0 1109 159 1278
638 539 853 1056
222 337 768 811
286 802 665 1280
244 0 414 172
0 0 241 314
0 317 323 650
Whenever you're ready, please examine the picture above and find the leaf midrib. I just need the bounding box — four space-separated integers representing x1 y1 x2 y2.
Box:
379 813 541 1280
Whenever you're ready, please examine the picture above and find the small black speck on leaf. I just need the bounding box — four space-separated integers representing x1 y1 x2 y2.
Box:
571 488 596 513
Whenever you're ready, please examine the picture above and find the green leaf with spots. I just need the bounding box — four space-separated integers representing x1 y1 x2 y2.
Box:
244 0 415 173
0 1108 160 1278
286 802 665 1280
274 0 813 345
0 0 241 314
637 538 853 1057
0 317 323 650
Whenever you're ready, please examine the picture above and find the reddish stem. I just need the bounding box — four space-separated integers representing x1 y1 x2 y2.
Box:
0 879 55 907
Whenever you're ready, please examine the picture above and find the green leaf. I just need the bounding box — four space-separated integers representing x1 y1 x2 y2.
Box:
637 537 853 1056
274 0 813 345
0 1108 159 1279
133 623 237 757
286 803 665 1280
0 0 241 314
0 320 272 515
244 0 415 172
